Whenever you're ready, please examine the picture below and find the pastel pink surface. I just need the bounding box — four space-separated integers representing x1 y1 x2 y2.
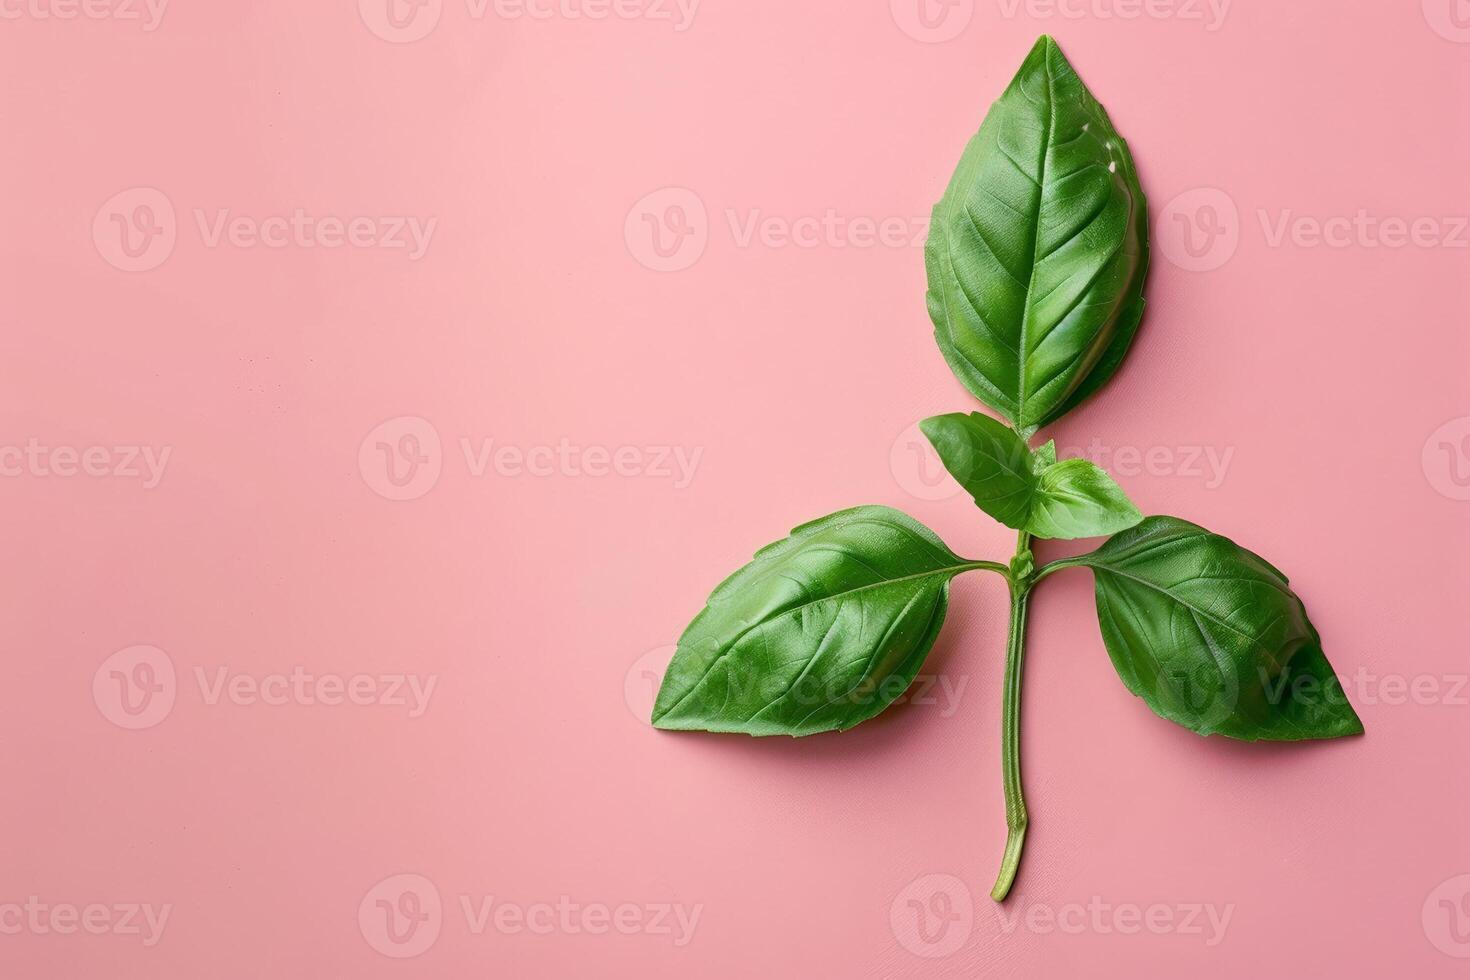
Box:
3 2 1468 976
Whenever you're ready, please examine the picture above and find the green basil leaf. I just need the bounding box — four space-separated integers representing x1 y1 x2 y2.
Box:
1032 439 1057 472
925 35 1149 436
652 506 990 736
919 412 1140 540
1073 516 1364 741
1028 458 1142 540
918 412 1033 528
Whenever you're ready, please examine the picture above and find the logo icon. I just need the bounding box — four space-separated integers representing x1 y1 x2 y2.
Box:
359 0 443 42
1423 874 1470 957
1156 187 1239 272
359 416 443 501
93 645 177 730
889 873 973 958
624 645 676 723
890 0 974 43
625 187 708 272
1423 416 1470 501
1166 657 1239 732
93 188 176 272
1423 0 1470 42
889 421 960 502
359 873 442 958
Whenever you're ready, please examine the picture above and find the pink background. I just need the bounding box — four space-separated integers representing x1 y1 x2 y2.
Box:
3 1 1468 976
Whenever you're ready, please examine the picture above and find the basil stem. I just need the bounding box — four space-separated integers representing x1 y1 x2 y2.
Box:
992 530 1034 901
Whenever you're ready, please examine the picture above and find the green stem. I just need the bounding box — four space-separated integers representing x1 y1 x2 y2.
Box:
1033 555 1087 583
962 559 1013 577
991 531 1033 902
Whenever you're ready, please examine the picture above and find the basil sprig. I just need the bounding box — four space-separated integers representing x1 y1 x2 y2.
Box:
651 36 1362 904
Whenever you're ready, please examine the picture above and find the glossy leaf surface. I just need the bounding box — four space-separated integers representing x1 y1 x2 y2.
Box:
1073 517 1364 740
925 35 1149 436
919 412 1033 528
1027 458 1142 539
652 506 988 736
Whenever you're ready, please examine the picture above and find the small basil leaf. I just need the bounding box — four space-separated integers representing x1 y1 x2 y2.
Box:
1026 458 1142 540
652 505 984 736
1032 440 1057 473
1074 516 1364 741
919 414 1139 540
925 35 1148 436
919 412 1033 529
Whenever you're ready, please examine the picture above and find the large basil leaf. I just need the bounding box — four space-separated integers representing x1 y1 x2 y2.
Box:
925 35 1149 436
1072 517 1363 741
652 506 989 736
920 411 1141 540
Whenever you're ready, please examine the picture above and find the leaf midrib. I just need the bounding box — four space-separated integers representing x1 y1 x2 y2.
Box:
1089 562 1290 660
1015 41 1055 428
656 558 993 722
